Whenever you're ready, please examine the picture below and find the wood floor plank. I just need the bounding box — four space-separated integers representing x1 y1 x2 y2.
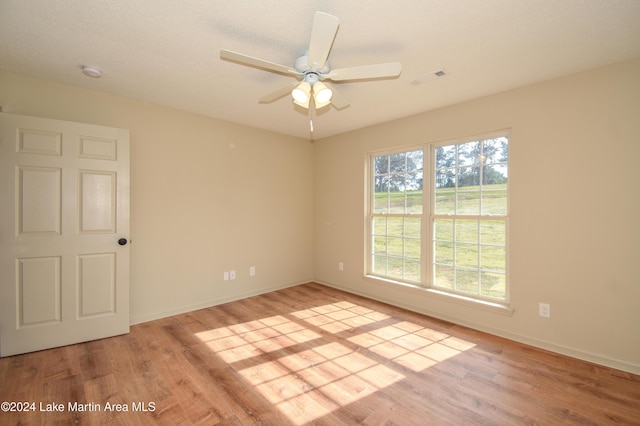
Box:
1 283 638 425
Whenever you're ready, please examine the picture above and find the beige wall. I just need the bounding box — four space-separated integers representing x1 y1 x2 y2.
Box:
313 58 640 373
0 70 315 324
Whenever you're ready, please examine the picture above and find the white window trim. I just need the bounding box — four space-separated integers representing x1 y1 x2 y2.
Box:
362 274 514 316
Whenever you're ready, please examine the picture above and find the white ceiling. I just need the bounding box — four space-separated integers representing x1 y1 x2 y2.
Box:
1 1 639 140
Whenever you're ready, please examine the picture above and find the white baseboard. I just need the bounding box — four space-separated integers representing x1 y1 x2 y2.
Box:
315 279 640 375
129 280 309 325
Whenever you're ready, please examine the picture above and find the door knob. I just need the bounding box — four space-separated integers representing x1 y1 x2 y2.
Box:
118 238 128 246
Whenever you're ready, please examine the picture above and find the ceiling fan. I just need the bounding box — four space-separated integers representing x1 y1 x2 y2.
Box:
220 11 402 116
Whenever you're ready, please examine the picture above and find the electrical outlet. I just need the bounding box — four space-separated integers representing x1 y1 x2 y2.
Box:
338 262 344 271
539 303 551 318
249 266 256 276
229 270 236 280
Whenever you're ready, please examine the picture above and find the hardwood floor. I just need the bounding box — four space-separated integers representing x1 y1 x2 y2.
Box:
1 282 638 425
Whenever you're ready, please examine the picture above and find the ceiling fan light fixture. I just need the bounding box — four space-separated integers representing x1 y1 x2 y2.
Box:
314 99 331 109
313 82 332 104
292 81 311 105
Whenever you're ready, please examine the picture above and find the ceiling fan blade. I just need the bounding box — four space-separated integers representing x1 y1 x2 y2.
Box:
258 82 299 103
324 83 350 109
220 49 300 76
326 62 402 81
307 12 340 71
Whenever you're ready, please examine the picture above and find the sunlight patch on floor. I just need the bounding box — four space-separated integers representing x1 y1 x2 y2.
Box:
195 300 475 424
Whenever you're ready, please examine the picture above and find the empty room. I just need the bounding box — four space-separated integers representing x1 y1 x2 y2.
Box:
1 1 639 424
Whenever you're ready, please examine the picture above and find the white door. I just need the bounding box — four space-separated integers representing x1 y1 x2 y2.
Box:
0 113 130 356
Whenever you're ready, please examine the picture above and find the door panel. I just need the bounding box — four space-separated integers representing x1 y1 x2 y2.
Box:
18 256 61 326
17 128 62 155
18 166 62 234
79 170 116 233
78 253 116 317
0 113 130 357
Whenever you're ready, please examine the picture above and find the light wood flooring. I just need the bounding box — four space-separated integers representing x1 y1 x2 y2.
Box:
1 282 639 425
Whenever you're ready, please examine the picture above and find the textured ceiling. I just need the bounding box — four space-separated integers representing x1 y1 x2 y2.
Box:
1 0 639 140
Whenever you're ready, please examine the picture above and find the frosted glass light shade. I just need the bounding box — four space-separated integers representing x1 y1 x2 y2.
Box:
314 82 332 104
292 82 311 104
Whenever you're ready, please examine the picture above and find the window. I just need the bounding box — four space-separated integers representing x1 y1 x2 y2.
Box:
370 149 424 282
367 133 509 304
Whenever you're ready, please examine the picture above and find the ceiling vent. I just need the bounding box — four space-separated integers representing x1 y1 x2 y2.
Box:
411 70 446 85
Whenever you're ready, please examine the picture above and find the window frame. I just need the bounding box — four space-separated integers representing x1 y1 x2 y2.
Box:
430 132 510 304
365 131 510 308
367 145 426 284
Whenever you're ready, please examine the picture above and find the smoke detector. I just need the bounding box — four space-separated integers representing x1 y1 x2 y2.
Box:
82 65 102 78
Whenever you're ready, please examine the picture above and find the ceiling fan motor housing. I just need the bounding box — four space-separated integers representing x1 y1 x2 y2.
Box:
295 55 330 77
303 73 320 84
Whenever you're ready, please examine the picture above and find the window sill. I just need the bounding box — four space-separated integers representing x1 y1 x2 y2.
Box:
363 275 514 317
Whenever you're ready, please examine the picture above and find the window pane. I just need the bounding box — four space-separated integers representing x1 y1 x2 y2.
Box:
374 182 389 213
388 257 404 280
435 168 455 189
483 138 508 164
480 246 506 271
458 166 479 187
405 217 421 238
458 142 480 166
434 264 454 289
434 241 453 264
482 164 507 185
457 191 480 215
373 216 387 235
436 145 456 169
435 188 455 214
388 237 403 257
389 173 405 193
481 190 507 215
407 218 422 258
389 191 405 213
456 244 478 268
387 217 403 236
407 190 422 214
481 162 507 215
406 171 423 214
480 221 506 245
405 238 421 260
373 255 387 275
374 156 389 174
390 153 405 173
407 150 424 171
434 218 453 241
481 272 506 299
455 220 478 243
456 269 478 294
406 171 423 190
373 236 387 254
405 260 421 281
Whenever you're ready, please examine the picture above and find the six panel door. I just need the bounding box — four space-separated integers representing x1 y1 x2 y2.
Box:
0 113 130 356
